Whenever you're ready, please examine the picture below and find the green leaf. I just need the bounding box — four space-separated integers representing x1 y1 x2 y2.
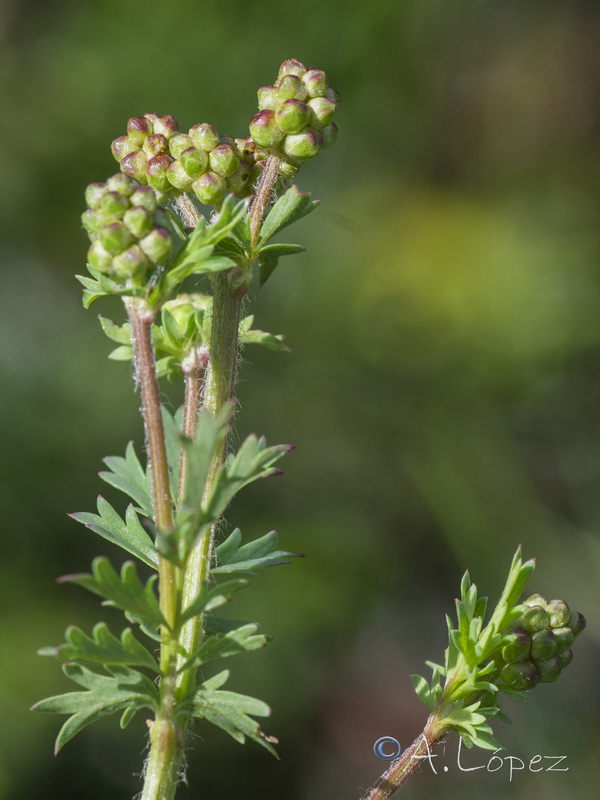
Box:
60 557 165 634
258 243 305 287
240 315 289 352
31 663 158 752
204 615 257 634
99 316 131 345
180 669 276 756
70 498 158 569
213 529 301 574
108 345 133 361
179 624 268 671
40 623 159 671
258 186 320 245
100 442 153 517
181 578 250 623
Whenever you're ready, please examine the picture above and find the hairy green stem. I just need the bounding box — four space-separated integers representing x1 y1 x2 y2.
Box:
360 716 446 800
250 155 281 248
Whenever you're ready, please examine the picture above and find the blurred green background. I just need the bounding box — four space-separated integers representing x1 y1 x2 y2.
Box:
1 0 599 798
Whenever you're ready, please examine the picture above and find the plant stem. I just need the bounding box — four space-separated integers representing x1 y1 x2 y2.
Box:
249 154 281 248
125 297 182 800
178 364 206 502
360 716 446 800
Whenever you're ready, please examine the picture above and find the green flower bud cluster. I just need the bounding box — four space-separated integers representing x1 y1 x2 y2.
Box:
82 173 172 285
249 58 339 167
111 114 260 206
499 595 586 691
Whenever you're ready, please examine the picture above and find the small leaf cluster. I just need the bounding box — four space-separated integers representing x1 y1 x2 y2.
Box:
411 548 586 751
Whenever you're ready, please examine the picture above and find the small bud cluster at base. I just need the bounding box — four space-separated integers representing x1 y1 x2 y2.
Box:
249 59 339 172
499 595 586 691
82 173 172 286
111 115 262 207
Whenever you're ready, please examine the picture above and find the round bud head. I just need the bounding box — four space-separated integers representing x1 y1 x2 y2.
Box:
249 110 285 149
166 161 194 191
552 627 575 653
536 656 562 683
283 129 323 161
120 150 149 184
277 74 306 102
99 221 134 254
189 123 220 152
568 611 586 637
276 99 310 134
180 146 209 177
308 97 336 129
531 630 557 660
139 227 172 264
106 173 140 197
546 600 570 629
501 628 531 662
153 115 178 139
258 85 279 111
111 135 137 163
85 182 107 209
146 155 173 193
112 244 150 281
524 594 547 608
321 122 339 149
558 648 573 669
302 68 328 98
87 241 114 273
143 134 169 157
192 172 225 206
325 86 341 105
209 144 240 178
81 209 104 236
520 605 550 634
100 191 130 219
501 660 539 691
169 133 194 159
130 186 157 213
278 58 306 80
123 205 154 238
127 116 152 145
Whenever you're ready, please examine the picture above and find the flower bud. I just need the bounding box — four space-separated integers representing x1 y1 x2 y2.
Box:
81 209 104 236
258 85 279 111
552 627 575 653
139 227 172 263
501 628 530 662
100 191 130 219
143 134 169 157
558 649 573 668
279 161 299 180
249 160 266 186
249 110 285 148
568 611 586 637
501 661 539 690
120 150 149 184
167 161 195 191
85 182 107 209
276 99 310 134
219 134 236 148
209 144 240 178
326 86 341 105
546 600 570 628
307 97 336 129
520 605 550 634
524 594 547 608
191 172 225 205
111 136 137 162
180 146 209 177
106 173 140 196
130 186 157 213
123 205 154 238
302 68 328 98
112 245 150 280
278 58 306 80
153 115 178 139
100 221 134 254
87 241 114 272
530 630 557 660
225 162 251 195
536 656 561 683
277 74 306 102
146 155 173 193
169 133 194 159
189 123 220 152
321 122 338 149
127 116 152 145
283 129 323 161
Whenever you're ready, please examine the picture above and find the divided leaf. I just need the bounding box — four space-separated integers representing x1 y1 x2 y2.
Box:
258 186 320 245
39 623 159 672
179 623 268 671
100 441 153 517
213 529 301 574
258 243 305 287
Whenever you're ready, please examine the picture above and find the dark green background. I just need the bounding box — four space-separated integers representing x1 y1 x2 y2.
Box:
1 1 599 798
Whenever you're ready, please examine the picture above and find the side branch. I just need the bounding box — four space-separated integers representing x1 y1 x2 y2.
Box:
249 154 281 247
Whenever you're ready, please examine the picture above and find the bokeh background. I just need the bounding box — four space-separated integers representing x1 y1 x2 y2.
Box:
1 1 599 798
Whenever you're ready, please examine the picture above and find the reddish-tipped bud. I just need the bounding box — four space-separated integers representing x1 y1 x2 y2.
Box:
127 116 152 145
143 133 169 156
501 628 531 662
552 627 575 653
501 660 539 690
100 191 129 219
139 227 172 263
180 146 208 177
192 172 225 205
130 186 157 213
283 129 323 161
153 115 178 139
146 155 173 193
278 58 307 80
169 133 194 159
258 85 279 111
189 123 220 152
123 205 154 238
81 209 103 236
106 173 139 197
112 245 150 280
249 110 285 148
520 605 549 634
536 656 562 683
276 99 310 134
166 161 195 191
209 143 240 178
321 122 338 149
307 97 336 129
277 74 306 102
111 136 137 162
302 68 328 98
120 150 149 184
568 611 586 637
225 162 251 195
531 630 557 660
87 241 113 272
85 183 107 209
326 86 341 105
99 221 134 254
546 600 570 628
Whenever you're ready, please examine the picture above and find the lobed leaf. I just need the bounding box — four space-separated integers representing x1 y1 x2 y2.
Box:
100 442 153 517
40 623 159 671
179 623 268 671
213 529 301 574
258 186 320 245
258 243 305 287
